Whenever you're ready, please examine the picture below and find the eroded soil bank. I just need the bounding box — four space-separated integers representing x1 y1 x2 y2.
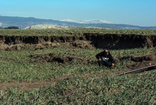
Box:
0 33 156 51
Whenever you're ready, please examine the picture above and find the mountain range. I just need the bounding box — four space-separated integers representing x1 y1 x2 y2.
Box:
0 16 156 29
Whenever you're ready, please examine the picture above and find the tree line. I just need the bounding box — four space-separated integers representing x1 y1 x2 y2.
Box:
0 26 19 29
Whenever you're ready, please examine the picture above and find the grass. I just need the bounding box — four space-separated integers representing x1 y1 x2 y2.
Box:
0 47 154 83
0 47 155 104
0 71 155 104
0 47 155 82
0 29 156 36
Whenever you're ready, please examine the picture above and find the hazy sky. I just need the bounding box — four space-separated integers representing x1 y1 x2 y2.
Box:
0 0 156 26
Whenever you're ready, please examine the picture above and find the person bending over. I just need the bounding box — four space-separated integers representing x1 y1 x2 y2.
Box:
96 50 115 67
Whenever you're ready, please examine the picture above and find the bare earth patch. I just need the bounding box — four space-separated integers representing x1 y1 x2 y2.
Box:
0 33 156 51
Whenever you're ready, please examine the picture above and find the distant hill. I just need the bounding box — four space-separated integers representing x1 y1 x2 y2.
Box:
0 16 156 29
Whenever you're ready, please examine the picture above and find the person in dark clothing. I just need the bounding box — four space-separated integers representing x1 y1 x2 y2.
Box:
96 50 115 67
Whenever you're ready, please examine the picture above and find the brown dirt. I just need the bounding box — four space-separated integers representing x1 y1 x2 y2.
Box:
117 53 156 69
84 33 156 49
0 33 156 51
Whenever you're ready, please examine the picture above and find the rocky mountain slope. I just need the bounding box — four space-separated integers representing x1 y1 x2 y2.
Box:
1 16 156 29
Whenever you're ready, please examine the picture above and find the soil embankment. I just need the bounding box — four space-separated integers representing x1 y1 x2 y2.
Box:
84 33 156 49
0 33 156 51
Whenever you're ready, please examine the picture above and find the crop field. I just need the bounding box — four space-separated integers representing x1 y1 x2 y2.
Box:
0 29 155 104
1 29 156 36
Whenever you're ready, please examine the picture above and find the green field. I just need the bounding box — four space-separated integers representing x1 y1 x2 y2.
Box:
0 29 155 104
1 29 156 36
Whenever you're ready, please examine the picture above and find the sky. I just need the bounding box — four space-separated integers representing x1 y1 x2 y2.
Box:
0 0 156 26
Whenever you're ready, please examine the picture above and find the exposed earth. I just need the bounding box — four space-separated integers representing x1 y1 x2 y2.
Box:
0 33 156 51
0 33 156 90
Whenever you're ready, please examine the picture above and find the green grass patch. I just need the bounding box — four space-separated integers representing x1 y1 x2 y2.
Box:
0 46 155 104
0 29 156 36
0 71 155 104
0 47 155 82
